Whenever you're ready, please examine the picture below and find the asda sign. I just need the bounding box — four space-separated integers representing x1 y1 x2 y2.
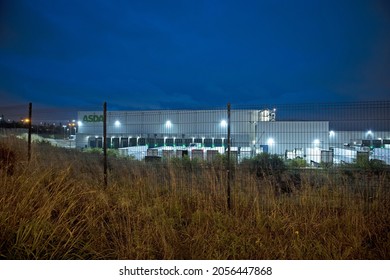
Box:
83 115 104 122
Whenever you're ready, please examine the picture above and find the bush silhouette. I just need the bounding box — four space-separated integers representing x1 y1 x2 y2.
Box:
0 145 16 175
241 153 286 178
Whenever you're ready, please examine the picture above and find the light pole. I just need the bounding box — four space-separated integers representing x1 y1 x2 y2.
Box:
62 125 67 139
249 121 257 157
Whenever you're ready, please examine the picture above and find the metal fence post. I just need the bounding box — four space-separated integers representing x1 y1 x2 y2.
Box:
103 102 108 187
28 102 32 162
227 103 231 210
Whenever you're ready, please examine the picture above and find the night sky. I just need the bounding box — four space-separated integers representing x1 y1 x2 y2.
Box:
1 0 390 110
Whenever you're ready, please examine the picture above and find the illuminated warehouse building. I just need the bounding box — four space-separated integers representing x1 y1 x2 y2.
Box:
75 109 333 163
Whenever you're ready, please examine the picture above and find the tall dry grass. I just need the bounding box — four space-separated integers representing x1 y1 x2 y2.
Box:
0 137 389 259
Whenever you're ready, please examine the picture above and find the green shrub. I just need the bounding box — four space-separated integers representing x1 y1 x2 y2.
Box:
367 159 387 174
241 153 286 177
83 148 119 158
107 149 119 158
169 155 201 171
83 147 102 154
288 157 307 168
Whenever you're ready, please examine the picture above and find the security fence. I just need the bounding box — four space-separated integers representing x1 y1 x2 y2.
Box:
1 101 390 211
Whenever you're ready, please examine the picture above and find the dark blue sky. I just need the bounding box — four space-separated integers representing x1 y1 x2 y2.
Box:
1 0 390 110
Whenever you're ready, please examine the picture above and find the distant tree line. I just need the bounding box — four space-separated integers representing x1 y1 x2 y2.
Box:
0 114 76 138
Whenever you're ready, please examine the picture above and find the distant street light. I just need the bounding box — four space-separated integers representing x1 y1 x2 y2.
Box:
68 121 77 135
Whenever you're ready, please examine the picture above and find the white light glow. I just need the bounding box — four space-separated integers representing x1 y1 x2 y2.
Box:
165 120 172 129
220 120 227 128
77 121 82 126
329 131 335 137
267 138 275 146
314 139 320 145
114 120 121 127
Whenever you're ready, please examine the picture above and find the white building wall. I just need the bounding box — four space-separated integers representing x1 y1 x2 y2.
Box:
77 111 352 159
329 131 390 148
256 121 330 156
76 109 259 149
78 109 260 135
